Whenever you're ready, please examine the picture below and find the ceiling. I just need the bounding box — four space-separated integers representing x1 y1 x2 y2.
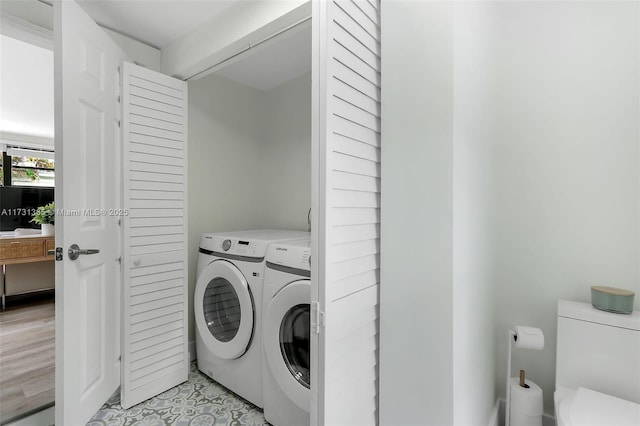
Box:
77 0 311 90
213 21 311 91
77 0 238 49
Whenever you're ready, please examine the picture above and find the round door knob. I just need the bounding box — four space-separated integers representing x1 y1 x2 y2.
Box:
222 239 232 251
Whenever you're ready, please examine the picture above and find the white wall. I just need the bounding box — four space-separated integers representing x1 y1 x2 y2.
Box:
381 2 499 424
382 1 639 423
0 34 54 141
103 28 161 72
188 72 310 341
188 74 264 342
490 1 640 415
382 2 503 424
452 2 497 424
0 0 52 32
380 2 455 424
256 72 311 230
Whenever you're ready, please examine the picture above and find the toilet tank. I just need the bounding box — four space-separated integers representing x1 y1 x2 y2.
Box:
556 300 640 404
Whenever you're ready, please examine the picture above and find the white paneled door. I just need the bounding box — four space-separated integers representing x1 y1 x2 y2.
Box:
54 0 129 424
121 62 189 408
55 1 189 422
311 0 381 424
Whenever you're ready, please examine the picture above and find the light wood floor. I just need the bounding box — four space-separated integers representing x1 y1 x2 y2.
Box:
0 295 55 425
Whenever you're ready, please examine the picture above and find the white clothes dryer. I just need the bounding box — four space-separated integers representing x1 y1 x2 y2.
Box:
262 238 311 426
194 230 308 408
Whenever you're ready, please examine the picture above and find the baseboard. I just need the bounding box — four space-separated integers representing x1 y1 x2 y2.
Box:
488 399 500 426
496 398 555 426
189 339 196 362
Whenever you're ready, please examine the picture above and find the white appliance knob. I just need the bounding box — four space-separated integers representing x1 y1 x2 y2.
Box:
222 239 232 251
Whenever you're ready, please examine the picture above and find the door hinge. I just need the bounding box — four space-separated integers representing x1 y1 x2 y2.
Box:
311 301 324 334
117 65 123 101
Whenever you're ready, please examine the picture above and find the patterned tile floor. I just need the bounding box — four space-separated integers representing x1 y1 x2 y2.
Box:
88 363 269 426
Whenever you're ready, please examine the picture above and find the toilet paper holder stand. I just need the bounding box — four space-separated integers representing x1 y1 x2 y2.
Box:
506 326 545 426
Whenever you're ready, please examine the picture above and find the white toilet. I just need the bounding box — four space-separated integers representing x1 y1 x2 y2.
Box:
555 300 640 425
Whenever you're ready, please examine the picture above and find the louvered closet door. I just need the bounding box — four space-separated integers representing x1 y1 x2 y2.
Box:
311 0 381 425
121 62 189 408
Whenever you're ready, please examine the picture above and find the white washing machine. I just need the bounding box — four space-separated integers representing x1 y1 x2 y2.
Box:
194 230 308 408
262 238 311 426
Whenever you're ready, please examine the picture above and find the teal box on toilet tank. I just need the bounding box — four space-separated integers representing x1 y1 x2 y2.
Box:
590 286 635 314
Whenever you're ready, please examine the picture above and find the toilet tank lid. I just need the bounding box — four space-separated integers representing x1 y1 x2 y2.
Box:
558 300 640 331
563 387 640 426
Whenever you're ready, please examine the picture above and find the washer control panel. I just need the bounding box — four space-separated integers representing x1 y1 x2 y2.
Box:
266 239 311 271
200 234 266 257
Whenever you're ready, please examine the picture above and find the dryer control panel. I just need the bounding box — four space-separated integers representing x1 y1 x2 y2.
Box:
266 239 311 271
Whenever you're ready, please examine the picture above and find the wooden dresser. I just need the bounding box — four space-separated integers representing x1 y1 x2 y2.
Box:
1 235 55 308
0 235 55 265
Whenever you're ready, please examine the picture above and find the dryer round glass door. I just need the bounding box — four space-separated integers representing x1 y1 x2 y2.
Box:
194 259 254 360
264 280 311 412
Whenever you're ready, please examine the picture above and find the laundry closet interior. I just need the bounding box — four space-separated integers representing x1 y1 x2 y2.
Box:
131 1 380 421
130 0 380 421
186 18 312 349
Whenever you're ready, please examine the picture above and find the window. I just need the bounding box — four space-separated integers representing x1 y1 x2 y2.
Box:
1 149 55 187
11 154 55 186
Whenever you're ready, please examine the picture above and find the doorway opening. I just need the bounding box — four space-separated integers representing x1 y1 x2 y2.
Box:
0 32 56 424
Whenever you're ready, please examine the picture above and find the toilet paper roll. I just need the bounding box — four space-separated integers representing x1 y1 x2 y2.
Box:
510 378 543 426
513 326 544 350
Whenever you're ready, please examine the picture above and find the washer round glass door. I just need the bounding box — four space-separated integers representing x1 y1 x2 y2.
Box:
264 280 310 411
194 259 254 360
280 304 310 388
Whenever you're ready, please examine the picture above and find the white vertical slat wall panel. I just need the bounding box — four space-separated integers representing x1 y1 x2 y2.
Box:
121 62 189 408
313 0 381 424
